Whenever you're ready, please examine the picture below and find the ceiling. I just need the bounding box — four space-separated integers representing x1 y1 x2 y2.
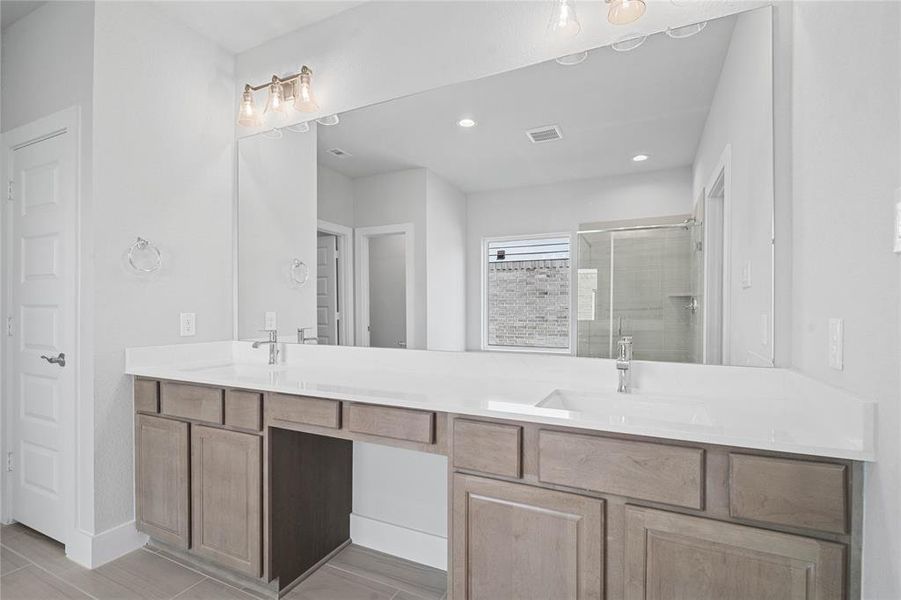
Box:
1 1 45 30
316 14 736 194
155 1 366 54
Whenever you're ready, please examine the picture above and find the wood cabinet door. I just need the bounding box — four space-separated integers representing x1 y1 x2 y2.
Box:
624 506 845 600
452 474 604 600
191 425 262 577
135 414 190 548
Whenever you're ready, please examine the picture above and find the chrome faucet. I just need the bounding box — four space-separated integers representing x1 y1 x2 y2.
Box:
252 329 279 365
297 327 319 344
616 336 633 393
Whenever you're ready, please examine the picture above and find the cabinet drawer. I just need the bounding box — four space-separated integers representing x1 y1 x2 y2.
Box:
134 379 159 413
267 393 341 429
347 404 435 444
729 454 848 534
539 430 704 509
225 390 262 431
453 419 522 478
160 383 223 424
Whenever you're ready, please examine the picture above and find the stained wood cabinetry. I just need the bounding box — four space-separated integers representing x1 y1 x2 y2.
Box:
133 378 860 600
452 474 604 600
624 506 845 600
191 425 262 576
135 414 190 548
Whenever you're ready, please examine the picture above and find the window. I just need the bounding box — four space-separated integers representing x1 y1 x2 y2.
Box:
483 235 571 352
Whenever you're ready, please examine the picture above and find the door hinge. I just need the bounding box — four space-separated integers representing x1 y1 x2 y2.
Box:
6 316 12 337
6 452 13 472
6 180 13 202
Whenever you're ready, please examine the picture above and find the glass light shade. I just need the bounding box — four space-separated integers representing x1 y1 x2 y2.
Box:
264 78 288 114
316 114 340 126
294 68 320 113
666 21 707 39
236 88 261 127
548 0 581 38
611 32 647 52
607 0 646 25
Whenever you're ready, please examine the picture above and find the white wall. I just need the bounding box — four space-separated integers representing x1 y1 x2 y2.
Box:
238 130 318 340
91 1 235 531
426 171 467 352
466 167 693 350
318 165 354 228
353 168 428 350
693 7 774 367
1 0 98 548
787 3 901 598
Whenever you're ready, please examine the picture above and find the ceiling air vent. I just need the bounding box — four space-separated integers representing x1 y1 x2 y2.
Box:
525 125 563 144
327 147 352 158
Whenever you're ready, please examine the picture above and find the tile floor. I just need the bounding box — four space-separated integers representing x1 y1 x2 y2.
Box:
0 523 447 600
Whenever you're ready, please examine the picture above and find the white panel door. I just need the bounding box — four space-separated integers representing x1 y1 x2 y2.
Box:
8 129 76 543
316 234 338 345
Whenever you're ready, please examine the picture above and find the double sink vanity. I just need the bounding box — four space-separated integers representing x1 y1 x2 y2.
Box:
126 341 874 600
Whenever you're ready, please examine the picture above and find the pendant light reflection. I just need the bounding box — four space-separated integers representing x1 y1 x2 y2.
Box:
611 32 647 52
607 0 646 25
666 21 707 39
237 85 262 127
548 0 581 38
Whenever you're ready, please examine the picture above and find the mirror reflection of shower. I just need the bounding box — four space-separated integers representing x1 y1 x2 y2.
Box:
576 215 714 364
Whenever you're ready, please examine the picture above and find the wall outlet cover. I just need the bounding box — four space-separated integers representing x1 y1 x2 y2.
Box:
828 318 843 371
180 312 196 337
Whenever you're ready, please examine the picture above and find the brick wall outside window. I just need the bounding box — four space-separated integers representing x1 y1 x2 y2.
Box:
487 259 570 349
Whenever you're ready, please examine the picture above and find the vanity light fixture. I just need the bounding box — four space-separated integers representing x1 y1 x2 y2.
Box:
632 153 649 162
457 118 477 128
316 114 340 126
611 32 648 52
548 0 581 38
236 66 319 128
666 21 707 39
555 51 589 66
606 0 646 25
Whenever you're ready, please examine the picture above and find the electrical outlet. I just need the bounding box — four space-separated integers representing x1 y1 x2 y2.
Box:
180 312 196 337
828 318 843 370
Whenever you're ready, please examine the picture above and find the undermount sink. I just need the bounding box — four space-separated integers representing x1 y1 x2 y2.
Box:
536 389 715 429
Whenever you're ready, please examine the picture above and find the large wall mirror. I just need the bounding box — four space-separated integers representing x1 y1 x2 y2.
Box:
236 6 774 367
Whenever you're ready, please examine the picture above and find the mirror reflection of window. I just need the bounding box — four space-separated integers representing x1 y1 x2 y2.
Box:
483 236 571 353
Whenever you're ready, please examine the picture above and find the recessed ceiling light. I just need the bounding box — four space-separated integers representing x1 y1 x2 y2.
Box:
458 118 477 128
632 154 649 162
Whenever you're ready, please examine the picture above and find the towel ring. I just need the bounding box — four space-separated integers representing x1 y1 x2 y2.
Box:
128 237 162 273
289 258 309 286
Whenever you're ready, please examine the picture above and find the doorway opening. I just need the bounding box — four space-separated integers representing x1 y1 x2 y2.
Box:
355 224 414 349
316 220 353 346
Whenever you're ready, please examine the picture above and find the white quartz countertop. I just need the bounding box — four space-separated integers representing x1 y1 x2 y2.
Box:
125 341 876 462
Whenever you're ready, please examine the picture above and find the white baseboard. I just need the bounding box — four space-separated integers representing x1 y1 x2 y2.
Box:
349 513 447 570
66 521 148 569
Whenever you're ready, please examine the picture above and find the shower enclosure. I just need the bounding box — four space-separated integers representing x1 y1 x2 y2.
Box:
576 216 704 363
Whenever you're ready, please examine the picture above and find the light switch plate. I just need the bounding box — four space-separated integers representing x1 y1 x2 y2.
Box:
741 261 752 288
894 190 901 253
180 312 196 337
828 318 843 370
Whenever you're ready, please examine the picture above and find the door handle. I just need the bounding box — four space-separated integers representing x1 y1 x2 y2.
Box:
40 353 66 367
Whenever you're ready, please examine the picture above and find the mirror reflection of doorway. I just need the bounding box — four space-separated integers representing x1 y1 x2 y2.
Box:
356 223 414 349
367 233 408 349
316 232 339 345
